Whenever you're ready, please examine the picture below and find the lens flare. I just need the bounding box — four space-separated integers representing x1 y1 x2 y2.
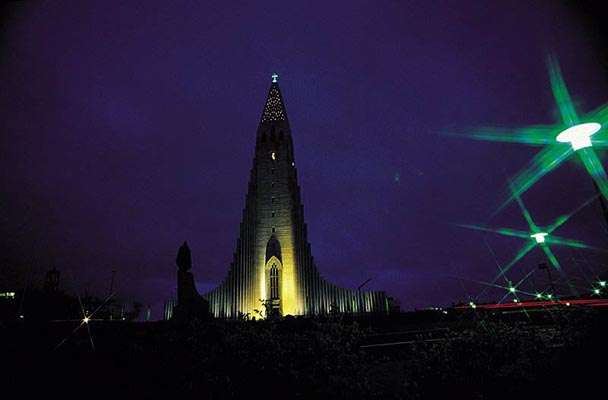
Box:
458 193 595 294
452 56 608 205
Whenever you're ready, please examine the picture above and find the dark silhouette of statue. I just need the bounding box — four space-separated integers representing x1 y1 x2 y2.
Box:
173 241 209 321
176 241 192 271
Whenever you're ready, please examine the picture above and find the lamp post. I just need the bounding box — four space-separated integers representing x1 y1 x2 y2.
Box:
357 278 371 315
531 233 556 299
109 270 116 296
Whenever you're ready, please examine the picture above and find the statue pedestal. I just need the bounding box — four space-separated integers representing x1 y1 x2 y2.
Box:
173 269 209 321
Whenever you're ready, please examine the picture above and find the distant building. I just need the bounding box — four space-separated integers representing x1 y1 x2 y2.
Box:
203 76 389 318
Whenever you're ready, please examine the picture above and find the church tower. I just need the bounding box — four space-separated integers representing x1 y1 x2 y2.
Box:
204 75 388 318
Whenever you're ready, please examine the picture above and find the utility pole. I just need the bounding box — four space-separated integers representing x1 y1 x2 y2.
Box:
537 249 556 299
109 270 117 297
106 270 117 319
530 233 556 300
357 278 372 315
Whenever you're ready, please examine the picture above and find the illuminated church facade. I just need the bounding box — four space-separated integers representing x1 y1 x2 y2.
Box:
203 75 388 318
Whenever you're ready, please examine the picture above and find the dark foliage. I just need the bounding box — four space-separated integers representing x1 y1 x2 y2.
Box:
158 317 371 399
1 308 604 399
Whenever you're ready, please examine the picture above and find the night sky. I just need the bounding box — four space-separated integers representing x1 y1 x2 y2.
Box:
2 1 608 320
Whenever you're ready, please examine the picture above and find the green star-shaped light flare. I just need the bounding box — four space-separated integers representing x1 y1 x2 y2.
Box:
459 56 608 209
459 185 597 286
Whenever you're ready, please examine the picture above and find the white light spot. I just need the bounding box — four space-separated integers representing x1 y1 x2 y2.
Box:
556 122 601 151
530 232 548 243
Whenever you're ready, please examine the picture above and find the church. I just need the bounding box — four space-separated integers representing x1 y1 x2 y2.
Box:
203 75 388 319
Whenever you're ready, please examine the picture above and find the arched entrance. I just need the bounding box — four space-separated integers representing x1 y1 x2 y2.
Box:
265 255 282 316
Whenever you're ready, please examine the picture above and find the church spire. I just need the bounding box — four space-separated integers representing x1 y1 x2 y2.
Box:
260 73 288 124
203 76 391 319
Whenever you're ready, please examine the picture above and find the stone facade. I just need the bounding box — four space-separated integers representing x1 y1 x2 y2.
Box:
203 78 388 319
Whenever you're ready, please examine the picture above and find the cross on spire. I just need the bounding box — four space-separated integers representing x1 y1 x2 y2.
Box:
271 73 278 83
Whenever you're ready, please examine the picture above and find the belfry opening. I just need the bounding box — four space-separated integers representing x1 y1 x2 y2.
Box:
203 75 389 318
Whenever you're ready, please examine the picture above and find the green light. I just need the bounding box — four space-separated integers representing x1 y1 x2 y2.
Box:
599 281 606 287
530 232 548 243
535 292 543 299
548 55 579 126
462 125 555 145
271 73 278 83
580 147 608 201
541 244 562 270
459 190 595 290
455 56 608 206
458 224 529 239
593 288 601 295
509 287 516 293
556 122 601 151
547 294 553 300
500 146 572 210
469 301 477 309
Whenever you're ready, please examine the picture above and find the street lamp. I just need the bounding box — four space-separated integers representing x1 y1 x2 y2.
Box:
556 122 601 151
530 232 548 243
532 232 556 299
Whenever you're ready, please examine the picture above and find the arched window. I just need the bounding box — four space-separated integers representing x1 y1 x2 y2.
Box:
270 264 279 299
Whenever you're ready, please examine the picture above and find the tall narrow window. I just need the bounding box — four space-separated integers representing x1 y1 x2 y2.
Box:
271 168 275 174
271 212 275 218
271 197 275 203
271 181 275 188
270 264 279 299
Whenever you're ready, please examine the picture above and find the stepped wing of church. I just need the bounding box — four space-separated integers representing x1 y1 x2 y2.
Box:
203 77 388 318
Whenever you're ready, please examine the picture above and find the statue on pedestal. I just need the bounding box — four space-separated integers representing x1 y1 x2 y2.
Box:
173 241 209 321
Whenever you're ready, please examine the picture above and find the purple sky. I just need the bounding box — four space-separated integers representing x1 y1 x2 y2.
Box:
1 1 607 319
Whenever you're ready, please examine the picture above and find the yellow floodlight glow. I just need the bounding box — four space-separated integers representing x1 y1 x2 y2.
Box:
556 122 601 151
83 316 90 324
530 232 548 243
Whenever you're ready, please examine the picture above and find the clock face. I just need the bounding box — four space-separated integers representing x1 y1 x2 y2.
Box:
271 152 276 160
